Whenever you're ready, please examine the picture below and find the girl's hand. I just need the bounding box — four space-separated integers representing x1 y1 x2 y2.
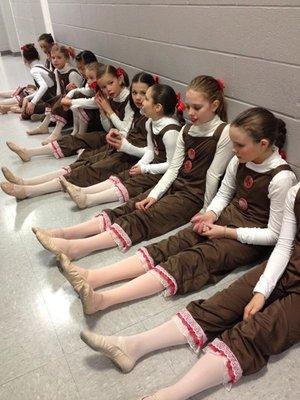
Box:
106 129 123 149
243 293 266 321
61 97 72 108
26 101 35 115
135 197 156 211
200 223 228 239
66 82 77 92
21 97 29 113
129 165 142 176
191 211 217 234
95 92 113 115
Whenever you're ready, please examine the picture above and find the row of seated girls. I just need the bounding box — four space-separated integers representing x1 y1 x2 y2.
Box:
1 36 299 399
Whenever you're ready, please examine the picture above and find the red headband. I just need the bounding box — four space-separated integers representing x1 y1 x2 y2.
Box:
116 67 125 77
216 78 225 91
176 92 185 112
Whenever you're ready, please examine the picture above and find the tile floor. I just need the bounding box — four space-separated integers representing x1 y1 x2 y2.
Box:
0 55 299 400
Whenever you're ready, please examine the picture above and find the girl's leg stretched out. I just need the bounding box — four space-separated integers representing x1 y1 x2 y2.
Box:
1 178 62 200
80 321 228 400
2 166 68 185
6 141 54 162
58 253 145 292
42 121 65 145
27 113 51 135
35 230 116 259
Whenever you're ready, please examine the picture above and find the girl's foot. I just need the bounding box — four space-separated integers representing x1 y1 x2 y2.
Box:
32 226 65 238
26 126 49 135
41 131 62 145
0 105 9 114
58 253 87 293
6 141 31 162
31 114 45 122
58 176 69 193
0 182 27 199
10 106 22 113
66 182 87 209
79 282 103 314
35 231 61 255
80 330 135 373
1 167 24 184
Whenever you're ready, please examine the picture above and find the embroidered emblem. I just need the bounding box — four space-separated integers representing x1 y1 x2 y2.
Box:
184 160 193 173
238 197 248 210
244 175 254 189
187 148 196 160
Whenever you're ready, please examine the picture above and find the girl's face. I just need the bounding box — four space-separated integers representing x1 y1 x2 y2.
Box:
185 89 218 125
51 51 68 70
97 73 122 99
131 81 149 109
39 40 51 55
85 68 97 86
142 87 161 119
229 125 270 164
76 60 86 78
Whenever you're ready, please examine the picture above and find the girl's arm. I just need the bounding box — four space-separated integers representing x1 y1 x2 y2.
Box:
108 102 134 135
119 137 147 158
70 96 97 109
236 170 297 245
67 86 94 99
136 128 155 166
68 71 84 89
253 184 298 299
148 130 185 200
139 129 178 174
201 124 233 212
206 157 239 217
30 70 48 104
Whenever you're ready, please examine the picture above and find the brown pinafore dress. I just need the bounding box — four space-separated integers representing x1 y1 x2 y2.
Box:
101 123 226 249
21 66 57 120
177 185 300 379
50 68 82 126
65 114 148 187
140 162 292 296
51 95 130 159
106 122 181 202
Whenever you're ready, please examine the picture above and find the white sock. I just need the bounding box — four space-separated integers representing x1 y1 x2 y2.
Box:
0 98 18 105
22 168 67 185
78 117 88 135
70 109 79 135
0 90 14 98
27 144 54 158
24 178 62 198
39 113 51 129
85 188 120 207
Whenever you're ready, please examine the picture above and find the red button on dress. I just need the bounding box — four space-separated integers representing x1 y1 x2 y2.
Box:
244 175 254 189
238 197 248 210
184 160 193 173
187 148 196 160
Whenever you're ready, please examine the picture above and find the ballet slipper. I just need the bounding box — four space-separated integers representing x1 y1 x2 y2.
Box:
0 182 27 199
0 105 9 114
10 106 22 113
30 114 45 122
58 253 86 294
58 176 69 193
41 131 62 145
35 231 60 255
32 226 62 238
79 282 102 315
64 180 87 209
80 330 135 373
26 126 49 135
1 167 24 184
6 141 31 162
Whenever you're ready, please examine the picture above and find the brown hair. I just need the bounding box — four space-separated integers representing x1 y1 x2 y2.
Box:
85 61 105 78
188 75 227 122
231 107 287 149
21 43 39 62
97 64 130 87
50 43 75 60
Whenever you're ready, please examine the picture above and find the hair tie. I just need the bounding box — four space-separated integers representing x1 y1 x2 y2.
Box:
116 67 125 77
21 44 33 52
176 92 185 112
153 75 159 84
68 47 76 59
89 81 98 91
216 78 225 91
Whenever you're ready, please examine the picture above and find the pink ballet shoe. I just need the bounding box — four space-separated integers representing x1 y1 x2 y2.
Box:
57 253 86 294
1 166 24 184
80 330 135 373
0 182 27 199
35 231 60 255
79 282 102 315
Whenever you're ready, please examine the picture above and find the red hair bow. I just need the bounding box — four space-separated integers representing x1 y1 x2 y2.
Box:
153 75 159 84
68 47 76 59
116 67 125 77
279 149 287 160
176 92 185 112
21 44 32 52
89 81 98 91
216 79 225 91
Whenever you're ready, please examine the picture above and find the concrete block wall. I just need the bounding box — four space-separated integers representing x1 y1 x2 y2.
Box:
48 0 300 174
9 0 46 46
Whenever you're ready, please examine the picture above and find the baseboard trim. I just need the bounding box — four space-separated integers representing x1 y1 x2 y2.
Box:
0 50 21 56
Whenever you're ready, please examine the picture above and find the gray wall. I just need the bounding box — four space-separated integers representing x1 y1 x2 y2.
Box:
0 7 10 52
48 0 300 175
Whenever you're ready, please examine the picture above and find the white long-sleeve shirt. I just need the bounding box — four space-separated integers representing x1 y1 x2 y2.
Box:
121 117 180 175
67 83 94 99
254 182 300 299
26 60 55 105
148 115 233 203
206 151 297 245
54 64 83 96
